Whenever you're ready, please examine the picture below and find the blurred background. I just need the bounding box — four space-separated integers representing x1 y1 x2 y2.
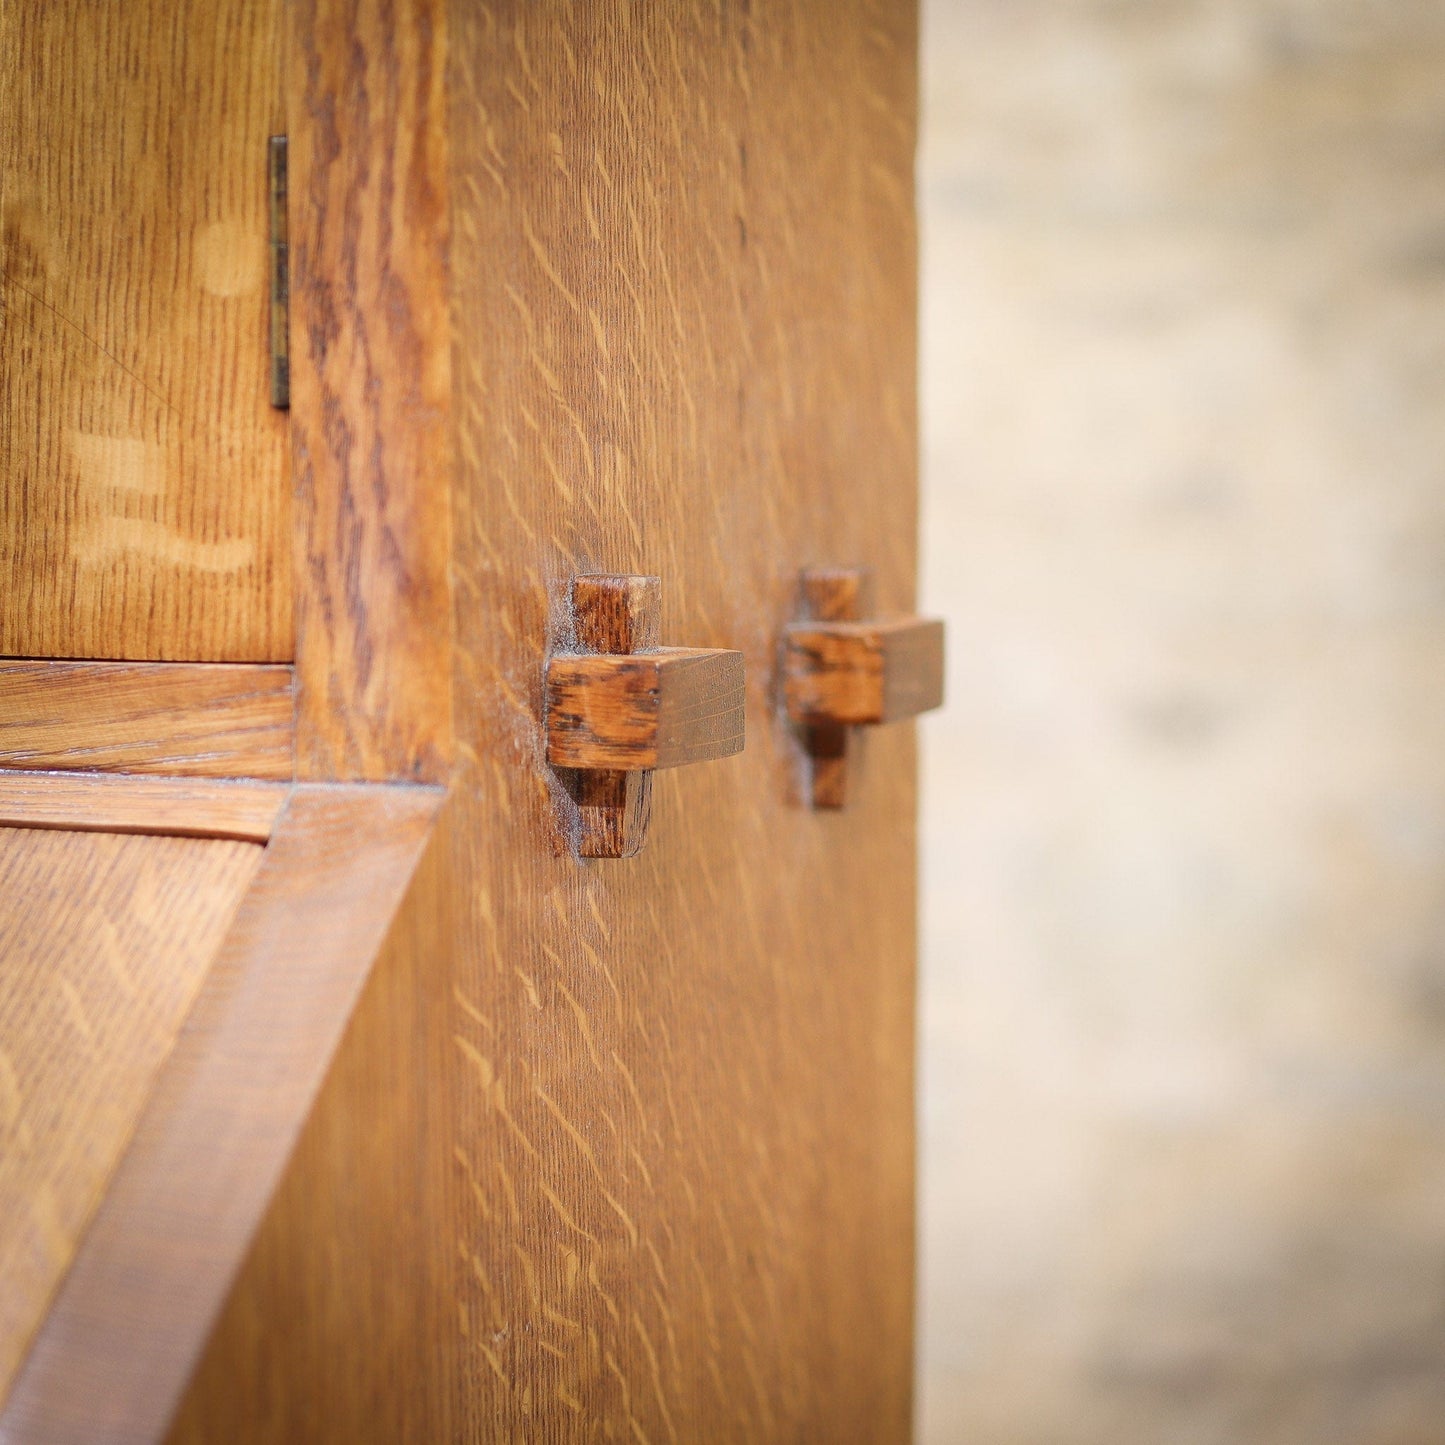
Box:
916 2 1445 1441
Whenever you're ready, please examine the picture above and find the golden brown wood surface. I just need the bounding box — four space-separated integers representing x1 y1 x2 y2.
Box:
0 662 293 779
0 828 262 1410
173 2 920 1440
0 0 291 661
289 0 454 782
0 772 289 842
0 786 442 1445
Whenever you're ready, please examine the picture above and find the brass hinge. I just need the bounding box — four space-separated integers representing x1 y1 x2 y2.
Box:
268 135 289 409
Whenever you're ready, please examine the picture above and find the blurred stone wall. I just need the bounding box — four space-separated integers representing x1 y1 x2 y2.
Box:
918 3 1445 1441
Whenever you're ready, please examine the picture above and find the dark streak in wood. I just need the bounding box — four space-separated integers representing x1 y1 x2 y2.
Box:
289 0 453 782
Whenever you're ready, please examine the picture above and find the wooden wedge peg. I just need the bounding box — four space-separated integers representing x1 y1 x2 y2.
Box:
783 567 944 808
547 575 745 858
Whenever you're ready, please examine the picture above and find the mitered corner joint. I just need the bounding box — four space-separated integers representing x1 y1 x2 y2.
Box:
546 575 745 858
783 566 944 808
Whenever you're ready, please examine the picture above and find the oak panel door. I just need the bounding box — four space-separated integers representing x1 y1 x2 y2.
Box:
0 0 289 661
172 2 920 1440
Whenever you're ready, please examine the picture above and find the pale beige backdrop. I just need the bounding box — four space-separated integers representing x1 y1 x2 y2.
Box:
917 2 1445 1441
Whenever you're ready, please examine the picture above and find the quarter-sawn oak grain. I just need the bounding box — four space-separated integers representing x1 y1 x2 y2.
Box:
0 828 262 1411
171 2 921 1441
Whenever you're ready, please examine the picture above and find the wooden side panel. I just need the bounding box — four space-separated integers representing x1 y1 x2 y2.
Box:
0 828 262 1408
168 808 459 1445
176 2 919 1441
0 662 294 779
0 0 290 662
289 0 454 781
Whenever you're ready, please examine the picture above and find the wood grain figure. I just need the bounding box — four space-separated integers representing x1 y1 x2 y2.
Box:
0 662 294 779
289 0 454 782
169 2 922 1440
0 828 263 1410
0 0 290 661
